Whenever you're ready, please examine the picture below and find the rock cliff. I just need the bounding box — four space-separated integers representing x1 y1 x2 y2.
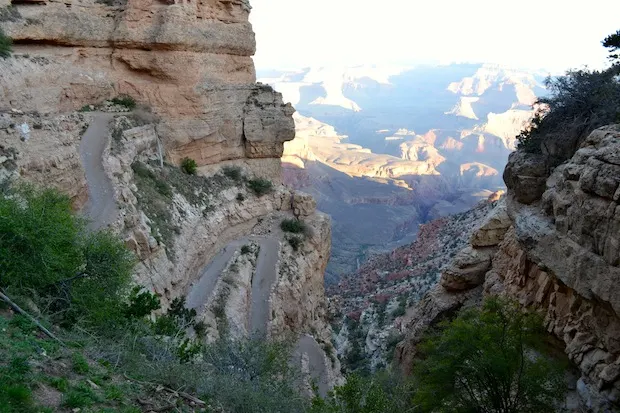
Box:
0 0 337 391
396 125 620 411
0 0 293 173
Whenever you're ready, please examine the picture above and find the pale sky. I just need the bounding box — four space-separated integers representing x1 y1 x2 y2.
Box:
250 0 620 72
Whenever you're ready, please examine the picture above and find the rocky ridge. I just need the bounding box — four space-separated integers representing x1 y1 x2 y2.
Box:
395 125 620 411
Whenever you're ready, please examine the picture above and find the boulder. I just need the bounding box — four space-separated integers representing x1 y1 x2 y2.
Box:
440 246 494 291
503 151 550 204
470 199 511 247
292 191 317 217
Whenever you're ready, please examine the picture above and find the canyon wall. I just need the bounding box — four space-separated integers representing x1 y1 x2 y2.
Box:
0 0 293 172
396 125 620 411
0 0 337 388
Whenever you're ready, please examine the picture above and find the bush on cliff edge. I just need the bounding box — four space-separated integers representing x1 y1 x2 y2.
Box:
517 29 620 155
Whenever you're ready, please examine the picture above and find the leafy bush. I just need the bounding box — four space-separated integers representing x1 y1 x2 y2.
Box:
248 178 273 196
222 165 243 182
413 297 565 412
236 192 245 202
281 218 308 234
110 95 136 110
0 27 12 59
124 287 161 319
181 157 198 175
311 372 412 413
241 245 251 255
0 185 135 333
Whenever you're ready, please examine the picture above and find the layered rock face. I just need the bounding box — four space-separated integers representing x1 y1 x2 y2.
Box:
397 125 620 411
1 0 337 390
0 0 294 173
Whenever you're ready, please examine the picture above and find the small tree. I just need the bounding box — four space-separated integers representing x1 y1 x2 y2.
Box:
518 30 620 154
181 158 198 175
413 298 565 413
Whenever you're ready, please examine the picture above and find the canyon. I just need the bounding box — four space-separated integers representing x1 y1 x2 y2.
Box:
264 63 544 281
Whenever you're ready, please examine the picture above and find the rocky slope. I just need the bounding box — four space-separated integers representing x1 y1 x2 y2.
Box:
395 125 620 411
0 0 338 392
327 195 500 372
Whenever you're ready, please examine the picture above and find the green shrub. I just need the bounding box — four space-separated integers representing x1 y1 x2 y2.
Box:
248 178 273 196
281 218 307 234
124 286 161 319
181 158 198 175
241 245 251 255
222 166 243 182
287 236 302 252
0 185 135 333
110 95 136 110
72 353 90 374
236 192 245 203
63 384 99 408
413 297 565 412
311 372 412 413
0 27 12 59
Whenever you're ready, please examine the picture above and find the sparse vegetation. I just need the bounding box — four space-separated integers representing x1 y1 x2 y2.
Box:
181 157 198 175
0 27 13 59
110 95 137 110
0 182 314 412
281 218 308 234
248 178 273 196
223 165 243 182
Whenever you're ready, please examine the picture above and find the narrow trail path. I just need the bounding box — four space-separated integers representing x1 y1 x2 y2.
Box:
186 239 247 310
79 112 119 230
186 229 331 396
295 335 330 398
78 112 330 394
249 237 280 339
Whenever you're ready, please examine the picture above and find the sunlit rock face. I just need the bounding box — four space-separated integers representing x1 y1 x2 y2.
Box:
1 0 294 170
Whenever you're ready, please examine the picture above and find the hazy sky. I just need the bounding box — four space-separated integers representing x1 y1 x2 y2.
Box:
250 0 620 72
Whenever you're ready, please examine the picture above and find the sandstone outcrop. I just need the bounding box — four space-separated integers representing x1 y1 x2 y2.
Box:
397 125 620 411
0 0 293 175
